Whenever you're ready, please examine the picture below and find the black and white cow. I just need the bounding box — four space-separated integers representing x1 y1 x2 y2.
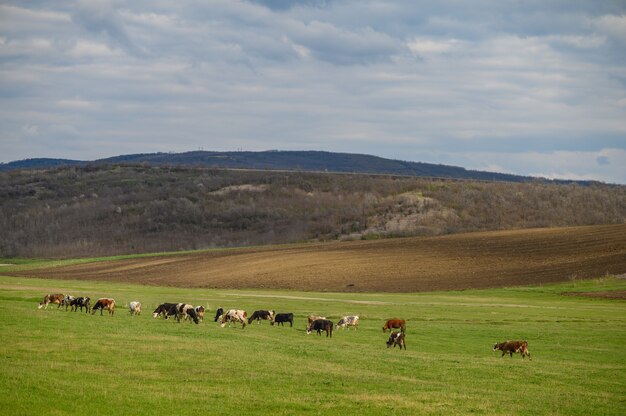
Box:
214 307 224 322
70 297 91 313
153 303 179 320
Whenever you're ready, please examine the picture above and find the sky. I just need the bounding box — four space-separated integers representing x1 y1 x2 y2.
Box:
1 1 626 184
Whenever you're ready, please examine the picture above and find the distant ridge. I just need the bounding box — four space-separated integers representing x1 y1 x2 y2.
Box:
0 150 591 184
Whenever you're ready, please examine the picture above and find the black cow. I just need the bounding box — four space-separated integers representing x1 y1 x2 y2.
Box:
214 307 224 322
306 319 333 337
271 313 294 327
153 303 179 320
70 297 91 313
248 310 275 324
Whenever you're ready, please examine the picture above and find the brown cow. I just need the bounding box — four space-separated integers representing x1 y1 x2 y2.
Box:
38 293 64 309
306 319 334 337
383 319 406 333
493 340 531 360
386 331 406 350
92 298 116 316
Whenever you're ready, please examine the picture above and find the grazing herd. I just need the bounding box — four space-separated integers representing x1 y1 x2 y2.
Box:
37 293 531 358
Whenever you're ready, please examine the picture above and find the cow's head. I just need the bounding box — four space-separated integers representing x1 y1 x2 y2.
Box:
37 302 44 309
306 324 312 334
492 343 501 351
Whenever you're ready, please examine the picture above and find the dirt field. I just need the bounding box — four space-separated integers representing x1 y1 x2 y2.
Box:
561 290 626 300
8 224 626 292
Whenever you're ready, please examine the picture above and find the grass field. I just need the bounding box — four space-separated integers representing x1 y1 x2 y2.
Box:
1 273 625 415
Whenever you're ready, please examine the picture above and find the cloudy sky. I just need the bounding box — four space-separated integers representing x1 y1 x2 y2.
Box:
1 1 626 183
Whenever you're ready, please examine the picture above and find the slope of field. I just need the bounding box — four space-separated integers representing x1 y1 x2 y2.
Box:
7 224 626 292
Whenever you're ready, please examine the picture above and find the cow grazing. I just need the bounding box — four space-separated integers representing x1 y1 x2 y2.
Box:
307 315 326 330
248 310 275 324
153 303 179 320
92 298 115 316
383 319 406 333
61 295 76 311
128 301 141 316
386 332 406 350
493 340 531 360
220 309 247 328
38 293 64 309
336 315 359 331
185 308 200 324
176 304 195 322
214 307 224 322
195 306 205 322
306 319 333 337
70 297 91 313
271 313 294 327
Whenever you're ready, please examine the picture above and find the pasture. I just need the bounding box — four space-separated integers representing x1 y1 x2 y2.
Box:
1 274 625 415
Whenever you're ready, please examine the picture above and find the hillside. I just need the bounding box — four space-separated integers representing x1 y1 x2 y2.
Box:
1 164 624 258
7 224 626 292
0 150 594 184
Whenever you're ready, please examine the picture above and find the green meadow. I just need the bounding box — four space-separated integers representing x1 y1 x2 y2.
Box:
0 272 625 415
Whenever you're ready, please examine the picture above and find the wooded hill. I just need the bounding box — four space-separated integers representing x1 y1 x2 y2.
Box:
1 164 624 258
0 150 598 184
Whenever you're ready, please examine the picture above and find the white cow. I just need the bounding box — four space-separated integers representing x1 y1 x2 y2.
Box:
336 315 359 330
128 301 142 316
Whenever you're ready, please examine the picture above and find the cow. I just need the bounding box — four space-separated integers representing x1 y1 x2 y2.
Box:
184 307 200 324
386 331 406 350
195 306 205 322
306 319 333 337
383 319 406 334
307 315 326 330
70 297 91 313
38 293 64 310
128 301 141 316
153 303 179 320
61 295 76 311
271 313 294 327
176 304 195 322
214 307 224 322
336 315 359 331
92 298 115 316
220 309 247 328
248 310 275 324
493 340 531 360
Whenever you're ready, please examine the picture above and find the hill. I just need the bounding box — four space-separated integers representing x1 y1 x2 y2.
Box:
7 224 626 292
1 165 624 258
0 150 594 184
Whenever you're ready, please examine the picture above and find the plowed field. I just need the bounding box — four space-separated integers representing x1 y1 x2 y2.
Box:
9 224 626 292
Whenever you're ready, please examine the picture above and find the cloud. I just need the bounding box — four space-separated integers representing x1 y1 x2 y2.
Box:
1 0 626 183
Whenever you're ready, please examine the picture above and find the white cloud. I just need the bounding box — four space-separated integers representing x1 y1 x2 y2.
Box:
1 0 625 183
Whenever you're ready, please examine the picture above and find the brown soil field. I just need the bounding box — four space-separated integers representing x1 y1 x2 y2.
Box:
8 224 626 292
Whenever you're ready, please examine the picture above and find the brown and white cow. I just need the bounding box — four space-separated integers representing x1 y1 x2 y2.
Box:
386 331 406 350
220 309 247 328
92 298 116 316
38 293 64 309
493 340 531 360
336 315 359 330
195 306 205 322
128 301 141 316
383 319 406 333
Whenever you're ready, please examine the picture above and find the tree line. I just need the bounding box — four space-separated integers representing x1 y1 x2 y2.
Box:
1 165 624 258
